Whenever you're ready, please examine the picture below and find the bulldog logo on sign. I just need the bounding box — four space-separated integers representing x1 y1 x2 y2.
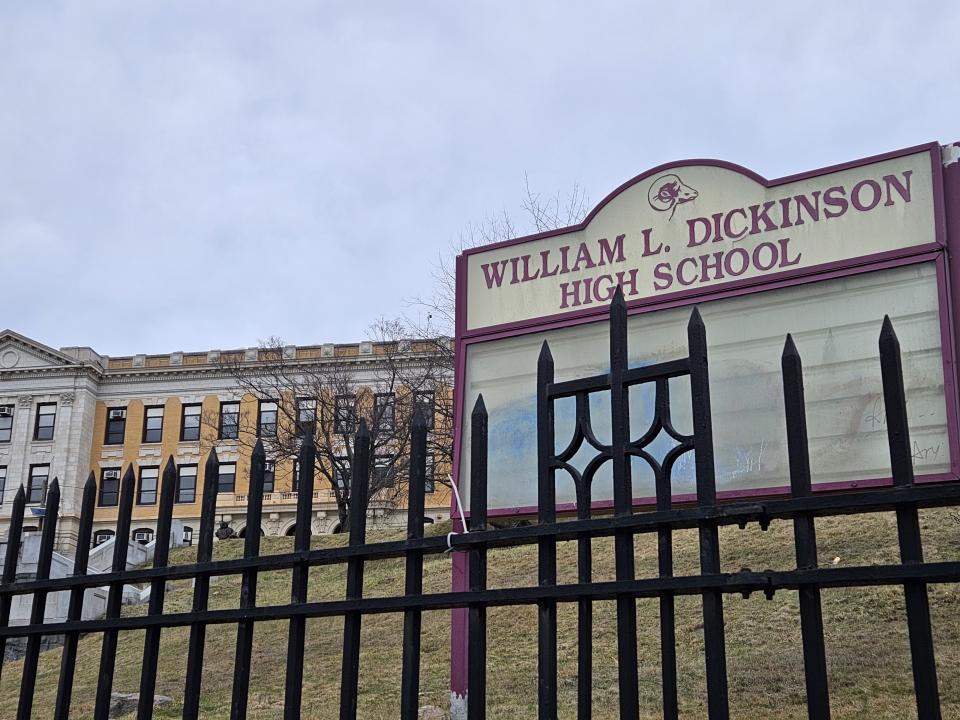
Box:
648 174 698 219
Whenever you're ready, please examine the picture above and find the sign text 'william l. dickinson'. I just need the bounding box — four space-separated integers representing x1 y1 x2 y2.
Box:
465 151 936 331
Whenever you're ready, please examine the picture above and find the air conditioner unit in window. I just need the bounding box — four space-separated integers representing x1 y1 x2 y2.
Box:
134 531 152 542
0 407 12 417
109 409 125 420
103 470 120 480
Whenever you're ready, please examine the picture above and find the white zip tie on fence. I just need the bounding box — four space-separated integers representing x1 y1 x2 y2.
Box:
446 474 467 552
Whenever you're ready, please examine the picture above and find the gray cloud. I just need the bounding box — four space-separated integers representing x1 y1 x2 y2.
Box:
2 1 958 354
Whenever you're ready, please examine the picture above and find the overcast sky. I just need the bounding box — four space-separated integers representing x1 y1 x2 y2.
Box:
2 2 958 356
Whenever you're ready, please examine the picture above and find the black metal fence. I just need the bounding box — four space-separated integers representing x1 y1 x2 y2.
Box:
1 288 959 719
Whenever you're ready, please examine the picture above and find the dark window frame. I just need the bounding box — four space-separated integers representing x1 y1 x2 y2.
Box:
0 465 6 504
373 454 396 487
176 464 198 503
138 466 159 505
33 402 57 441
180 403 202 442
93 529 115 546
219 401 240 440
414 390 435 430
132 527 154 545
375 393 396 432
27 464 48 504
218 462 236 494
263 460 275 493
0 405 13 443
257 400 278 438
334 394 356 434
104 407 127 446
142 405 165 444
296 397 316 437
99 467 121 507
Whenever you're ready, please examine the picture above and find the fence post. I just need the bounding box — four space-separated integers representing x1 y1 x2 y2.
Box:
285 432 316 719
468 395 488 720
137 458 178 719
879 316 942 719
16 477 60 720
340 420 371 720
609 288 640 720
54 473 96 720
93 465 137 720
782 335 831 720
183 448 221 720
687 307 729 720
536 341 558 720
0 486 26 682
400 410 428 720
230 440 266 720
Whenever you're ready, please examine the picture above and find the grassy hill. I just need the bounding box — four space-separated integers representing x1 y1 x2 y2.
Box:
1 507 959 719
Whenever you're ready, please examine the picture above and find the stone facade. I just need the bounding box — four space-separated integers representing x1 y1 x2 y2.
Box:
0 330 452 554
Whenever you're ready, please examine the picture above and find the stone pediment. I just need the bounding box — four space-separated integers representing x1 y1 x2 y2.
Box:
0 330 79 371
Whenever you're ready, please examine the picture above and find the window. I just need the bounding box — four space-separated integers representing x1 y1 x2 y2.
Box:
138 466 158 505
27 465 48 504
375 393 395 432
33 403 56 441
293 459 299 491
142 406 164 443
296 398 316 436
218 462 236 493
93 529 115 546
0 405 13 443
132 528 154 545
105 408 127 445
374 455 396 487
176 465 197 503
181 404 202 442
333 456 350 491
0 466 6 503
425 454 435 494
414 391 435 429
182 526 194 546
99 468 121 506
334 395 355 434
219 402 240 440
263 460 275 493
258 401 277 438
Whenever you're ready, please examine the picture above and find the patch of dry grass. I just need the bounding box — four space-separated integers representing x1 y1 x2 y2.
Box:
1 508 958 718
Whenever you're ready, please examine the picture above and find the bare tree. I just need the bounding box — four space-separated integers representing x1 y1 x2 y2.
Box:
208 318 453 531
406 176 589 337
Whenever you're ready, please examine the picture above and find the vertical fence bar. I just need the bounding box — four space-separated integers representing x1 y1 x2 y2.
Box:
183 448 220 720
93 465 137 720
284 433 316 719
137 458 178 719
879 316 942 719
654 380 678 720
54 473 96 720
782 335 831 720
230 440 266 720
400 411 428 720
575 394 593 720
468 395 488 720
687 307 729 720
16 478 60 720
536 341 558 720
339 420 371 720
0 485 26 682
609 288 640 720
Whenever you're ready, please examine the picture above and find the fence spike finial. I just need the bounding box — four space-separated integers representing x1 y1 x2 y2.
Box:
357 417 369 440
538 340 553 368
688 305 705 333
782 332 800 360
84 471 96 492
14 484 25 503
880 314 899 350
472 393 487 418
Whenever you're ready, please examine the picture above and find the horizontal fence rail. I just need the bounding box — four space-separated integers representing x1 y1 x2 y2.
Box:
0 290 956 719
